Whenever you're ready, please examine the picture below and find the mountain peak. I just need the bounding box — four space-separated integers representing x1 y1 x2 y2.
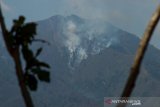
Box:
49 15 64 20
66 14 85 24
67 14 82 19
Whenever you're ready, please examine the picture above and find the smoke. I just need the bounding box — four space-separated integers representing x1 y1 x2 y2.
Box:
77 47 88 62
105 37 118 48
63 20 89 68
66 0 160 49
64 20 81 58
62 16 120 68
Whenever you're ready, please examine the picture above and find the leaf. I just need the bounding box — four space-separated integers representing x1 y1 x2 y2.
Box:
25 73 38 91
22 46 34 62
13 16 25 27
31 68 40 74
31 68 50 82
35 47 42 57
37 70 50 82
20 23 37 43
18 16 25 25
22 23 37 35
38 61 50 68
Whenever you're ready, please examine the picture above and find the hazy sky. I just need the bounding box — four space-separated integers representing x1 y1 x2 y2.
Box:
2 0 160 48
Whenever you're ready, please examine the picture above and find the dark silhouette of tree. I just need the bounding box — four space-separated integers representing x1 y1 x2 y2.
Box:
0 4 50 107
117 4 160 107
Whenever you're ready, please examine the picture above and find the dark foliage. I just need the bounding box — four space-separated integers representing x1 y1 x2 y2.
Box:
9 16 50 91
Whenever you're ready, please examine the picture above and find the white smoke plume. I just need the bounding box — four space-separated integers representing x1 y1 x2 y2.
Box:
77 47 88 62
105 37 118 48
63 16 120 68
63 20 89 68
65 20 81 58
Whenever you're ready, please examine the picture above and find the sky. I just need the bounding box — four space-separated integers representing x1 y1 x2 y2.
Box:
1 0 160 48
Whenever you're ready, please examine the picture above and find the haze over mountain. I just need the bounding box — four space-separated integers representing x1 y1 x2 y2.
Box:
0 15 160 107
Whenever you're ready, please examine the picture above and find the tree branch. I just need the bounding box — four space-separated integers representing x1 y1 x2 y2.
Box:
116 4 160 107
0 4 34 107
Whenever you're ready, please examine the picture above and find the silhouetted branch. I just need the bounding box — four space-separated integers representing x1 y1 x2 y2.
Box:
0 4 34 107
116 4 160 107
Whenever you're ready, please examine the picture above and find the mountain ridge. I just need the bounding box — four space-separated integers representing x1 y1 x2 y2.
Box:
0 14 160 107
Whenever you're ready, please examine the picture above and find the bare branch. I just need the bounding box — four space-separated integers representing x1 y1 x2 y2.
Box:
116 4 160 107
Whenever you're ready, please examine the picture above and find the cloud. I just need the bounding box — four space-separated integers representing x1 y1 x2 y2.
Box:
0 0 11 12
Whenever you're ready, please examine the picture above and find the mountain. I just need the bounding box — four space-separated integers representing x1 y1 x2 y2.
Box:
1 15 160 107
